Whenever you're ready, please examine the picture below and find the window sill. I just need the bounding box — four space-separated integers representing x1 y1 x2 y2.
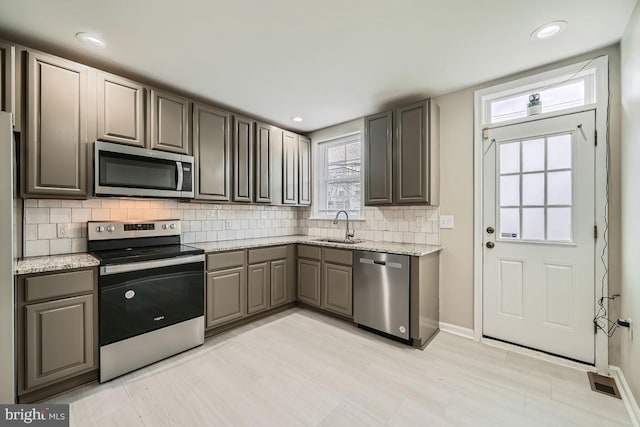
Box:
306 217 366 221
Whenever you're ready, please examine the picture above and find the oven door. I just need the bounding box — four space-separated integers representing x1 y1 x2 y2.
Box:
94 140 194 198
99 255 204 346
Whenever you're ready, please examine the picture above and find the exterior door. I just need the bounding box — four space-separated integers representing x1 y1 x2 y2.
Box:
483 111 596 363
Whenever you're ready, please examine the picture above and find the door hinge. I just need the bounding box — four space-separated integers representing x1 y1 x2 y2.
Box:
594 130 598 146
594 225 598 239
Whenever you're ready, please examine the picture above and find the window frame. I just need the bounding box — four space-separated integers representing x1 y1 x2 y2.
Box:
311 131 363 220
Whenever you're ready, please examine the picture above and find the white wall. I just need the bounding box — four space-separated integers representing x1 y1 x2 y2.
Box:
620 1 640 404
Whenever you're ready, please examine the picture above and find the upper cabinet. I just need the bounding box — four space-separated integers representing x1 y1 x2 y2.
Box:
232 115 254 202
282 131 298 205
254 122 277 204
364 111 393 205
24 51 93 198
364 99 439 206
0 41 14 117
149 89 191 154
298 136 311 206
97 72 146 147
193 103 232 202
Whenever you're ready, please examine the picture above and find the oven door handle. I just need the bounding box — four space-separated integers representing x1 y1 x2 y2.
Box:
176 161 184 191
100 254 205 276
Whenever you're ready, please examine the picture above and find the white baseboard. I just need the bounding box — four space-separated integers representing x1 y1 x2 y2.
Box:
439 322 475 340
610 366 640 427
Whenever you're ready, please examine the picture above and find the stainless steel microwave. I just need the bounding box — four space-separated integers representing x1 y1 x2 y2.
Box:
94 141 194 199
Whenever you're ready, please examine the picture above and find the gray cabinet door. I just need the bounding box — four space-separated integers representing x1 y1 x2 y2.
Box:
395 100 429 204
297 259 321 306
248 262 270 314
193 103 231 201
25 294 94 390
149 89 190 154
97 72 146 147
270 259 288 307
255 122 274 203
206 267 247 328
25 51 90 198
322 263 353 317
298 135 311 206
0 41 14 116
232 115 254 202
364 111 393 205
282 131 298 205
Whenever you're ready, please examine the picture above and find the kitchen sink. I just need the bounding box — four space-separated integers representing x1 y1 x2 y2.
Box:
313 238 366 244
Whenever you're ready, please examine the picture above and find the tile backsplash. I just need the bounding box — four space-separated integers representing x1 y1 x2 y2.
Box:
23 199 439 257
298 206 439 245
23 199 300 257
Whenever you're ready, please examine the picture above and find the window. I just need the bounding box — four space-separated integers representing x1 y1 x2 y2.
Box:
497 133 573 243
314 133 362 218
486 69 596 124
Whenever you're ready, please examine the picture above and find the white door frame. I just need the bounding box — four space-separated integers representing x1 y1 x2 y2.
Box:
473 56 610 372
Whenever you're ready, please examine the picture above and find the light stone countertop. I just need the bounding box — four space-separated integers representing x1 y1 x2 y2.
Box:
15 253 100 275
15 236 442 275
190 235 442 257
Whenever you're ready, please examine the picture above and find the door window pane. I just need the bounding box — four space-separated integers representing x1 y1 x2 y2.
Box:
500 208 520 239
522 208 545 240
547 171 572 205
500 142 520 174
522 173 545 206
522 139 545 172
547 134 572 170
547 208 572 241
500 175 520 206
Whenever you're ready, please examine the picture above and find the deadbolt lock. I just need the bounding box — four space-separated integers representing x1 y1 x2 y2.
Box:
486 242 495 249
486 226 495 234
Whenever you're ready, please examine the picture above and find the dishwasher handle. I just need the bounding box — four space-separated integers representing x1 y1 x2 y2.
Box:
359 258 403 269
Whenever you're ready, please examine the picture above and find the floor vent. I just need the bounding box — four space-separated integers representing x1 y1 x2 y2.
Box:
587 372 621 399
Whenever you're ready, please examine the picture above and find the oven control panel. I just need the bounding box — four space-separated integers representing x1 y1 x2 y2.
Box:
88 220 181 241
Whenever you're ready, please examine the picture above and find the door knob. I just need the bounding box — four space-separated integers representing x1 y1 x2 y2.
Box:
486 242 495 249
486 226 495 234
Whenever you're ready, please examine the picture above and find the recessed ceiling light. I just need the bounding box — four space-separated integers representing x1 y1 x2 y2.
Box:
291 116 303 122
531 21 567 40
76 32 105 47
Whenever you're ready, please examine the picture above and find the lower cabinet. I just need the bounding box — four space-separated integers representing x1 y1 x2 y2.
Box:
297 259 321 307
270 259 288 307
25 295 94 390
17 268 97 402
247 262 270 314
322 263 353 317
297 247 353 317
206 266 247 328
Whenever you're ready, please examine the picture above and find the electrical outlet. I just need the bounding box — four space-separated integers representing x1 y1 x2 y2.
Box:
57 224 69 238
440 215 454 229
224 220 232 230
416 216 424 228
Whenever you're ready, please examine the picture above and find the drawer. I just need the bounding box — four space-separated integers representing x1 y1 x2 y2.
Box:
323 248 353 266
25 269 95 302
297 245 321 260
248 246 287 264
207 250 246 270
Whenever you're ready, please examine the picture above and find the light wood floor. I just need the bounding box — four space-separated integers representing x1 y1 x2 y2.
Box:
49 308 631 426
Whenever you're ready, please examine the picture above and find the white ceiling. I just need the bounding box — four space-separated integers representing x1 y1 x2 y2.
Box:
0 0 636 132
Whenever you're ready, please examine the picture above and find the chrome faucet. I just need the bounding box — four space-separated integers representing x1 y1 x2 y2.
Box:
333 210 355 240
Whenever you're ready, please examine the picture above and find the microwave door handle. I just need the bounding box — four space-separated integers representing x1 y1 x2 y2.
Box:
176 161 184 191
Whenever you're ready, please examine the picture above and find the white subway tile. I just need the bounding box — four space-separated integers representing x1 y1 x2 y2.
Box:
82 199 102 208
71 208 92 223
71 238 87 253
91 209 111 221
50 208 72 223
25 208 49 224
37 224 57 240
24 240 49 257
38 200 61 208
50 239 72 255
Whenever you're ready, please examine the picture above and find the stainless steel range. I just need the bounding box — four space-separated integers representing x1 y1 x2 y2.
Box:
88 220 205 382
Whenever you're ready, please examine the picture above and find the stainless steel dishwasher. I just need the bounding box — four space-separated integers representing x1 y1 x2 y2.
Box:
353 251 411 341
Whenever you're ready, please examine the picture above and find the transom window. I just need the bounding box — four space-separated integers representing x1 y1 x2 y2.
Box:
498 133 573 242
486 70 596 124
314 133 362 218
